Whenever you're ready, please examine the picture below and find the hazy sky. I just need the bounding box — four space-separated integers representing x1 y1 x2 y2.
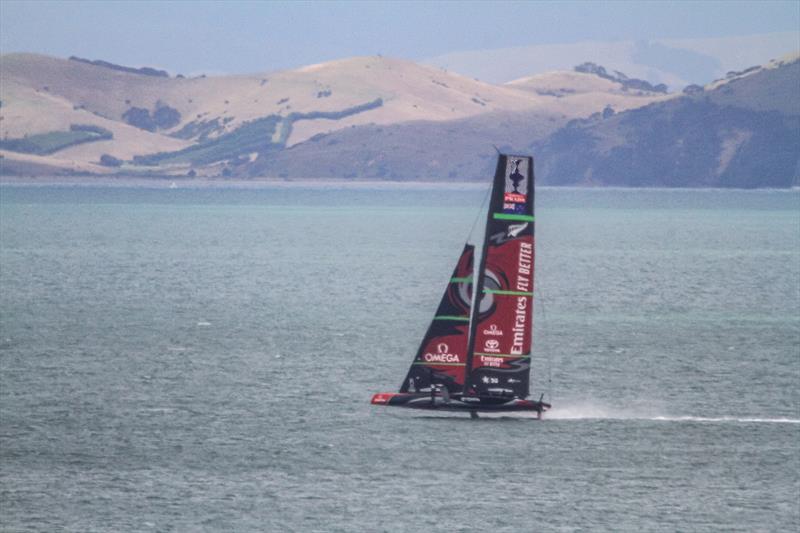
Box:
2 0 798 75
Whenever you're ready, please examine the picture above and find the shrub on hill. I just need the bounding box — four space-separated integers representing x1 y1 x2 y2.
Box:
122 102 181 131
135 98 384 167
574 62 668 93
0 125 112 155
68 56 169 77
70 124 113 135
152 103 181 129
99 154 123 167
133 115 283 166
683 84 704 95
122 107 156 131
170 118 224 141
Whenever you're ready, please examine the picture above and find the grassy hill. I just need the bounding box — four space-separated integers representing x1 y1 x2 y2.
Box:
0 53 668 178
2 52 796 187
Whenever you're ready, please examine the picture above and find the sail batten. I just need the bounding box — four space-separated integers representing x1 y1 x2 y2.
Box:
493 213 535 221
433 315 470 322
483 289 533 296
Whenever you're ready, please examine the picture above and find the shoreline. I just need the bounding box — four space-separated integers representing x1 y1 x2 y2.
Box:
0 175 797 192
0 175 489 190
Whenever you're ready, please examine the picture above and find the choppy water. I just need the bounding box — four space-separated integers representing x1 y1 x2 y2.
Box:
1 185 798 532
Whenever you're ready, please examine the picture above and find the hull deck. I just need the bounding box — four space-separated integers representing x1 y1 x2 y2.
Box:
371 392 550 414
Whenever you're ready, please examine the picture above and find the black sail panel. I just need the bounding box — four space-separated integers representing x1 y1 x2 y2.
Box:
399 244 474 394
465 155 535 399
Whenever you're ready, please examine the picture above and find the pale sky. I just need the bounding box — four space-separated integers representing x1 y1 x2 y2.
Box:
1 0 798 75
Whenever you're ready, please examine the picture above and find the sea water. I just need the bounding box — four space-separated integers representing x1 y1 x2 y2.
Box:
0 185 798 532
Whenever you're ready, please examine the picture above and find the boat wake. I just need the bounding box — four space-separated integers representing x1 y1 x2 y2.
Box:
648 416 800 424
548 404 800 424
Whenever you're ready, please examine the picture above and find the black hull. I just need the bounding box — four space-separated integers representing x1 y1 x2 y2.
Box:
371 392 550 415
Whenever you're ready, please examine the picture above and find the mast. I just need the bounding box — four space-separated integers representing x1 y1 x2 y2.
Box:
463 156 505 395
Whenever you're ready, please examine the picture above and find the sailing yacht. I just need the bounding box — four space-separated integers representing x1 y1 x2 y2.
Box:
371 154 550 418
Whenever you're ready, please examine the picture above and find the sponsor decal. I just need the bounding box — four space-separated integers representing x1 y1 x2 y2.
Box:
481 376 499 384
483 324 503 336
423 342 460 363
507 222 528 238
477 269 500 314
502 202 527 215
484 338 500 353
489 222 529 246
479 355 504 368
511 241 533 355
517 241 533 281
505 158 528 195
502 157 528 214
371 393 391 404
504 192 526 204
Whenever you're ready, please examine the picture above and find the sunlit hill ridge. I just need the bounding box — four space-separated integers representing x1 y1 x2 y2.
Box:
1 52 798 187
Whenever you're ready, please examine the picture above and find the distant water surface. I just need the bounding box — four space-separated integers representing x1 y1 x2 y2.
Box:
1 185 798 531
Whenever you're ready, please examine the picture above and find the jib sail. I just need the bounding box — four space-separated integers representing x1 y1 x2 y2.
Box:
399 244 475 394
464 155 535 399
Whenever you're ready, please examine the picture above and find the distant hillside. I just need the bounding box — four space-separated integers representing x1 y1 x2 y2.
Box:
531 56 800 188
242 110 561 181
0 53 667 178
1 52 797 187
236 56 800 186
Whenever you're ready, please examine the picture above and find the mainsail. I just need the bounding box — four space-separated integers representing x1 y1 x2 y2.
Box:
464 155 535 399
399 244 474 394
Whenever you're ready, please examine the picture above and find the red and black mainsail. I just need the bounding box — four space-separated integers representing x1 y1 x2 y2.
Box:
464 154 535 400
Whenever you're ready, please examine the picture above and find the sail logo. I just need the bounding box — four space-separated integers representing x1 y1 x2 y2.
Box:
483 324 503 336
423 343 460 363
504 192 526 204
517 240 533 281
504 157 528 196
484 339 500 353
503 157 528 214
511 241 533 355
489 223 529 246
507 223 528 238
510 296 527 355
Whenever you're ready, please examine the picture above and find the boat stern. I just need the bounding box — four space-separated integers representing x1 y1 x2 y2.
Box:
371 392 427 406
371 392 400 405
